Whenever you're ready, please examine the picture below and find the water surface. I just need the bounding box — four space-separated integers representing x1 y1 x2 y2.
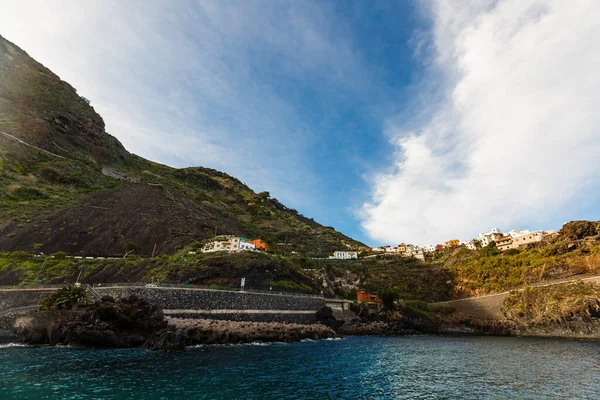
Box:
1 336 599 399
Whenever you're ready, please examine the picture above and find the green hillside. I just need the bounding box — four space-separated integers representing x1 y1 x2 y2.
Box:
0 35 363 257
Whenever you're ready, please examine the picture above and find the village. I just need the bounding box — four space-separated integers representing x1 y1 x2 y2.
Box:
196 226 556 261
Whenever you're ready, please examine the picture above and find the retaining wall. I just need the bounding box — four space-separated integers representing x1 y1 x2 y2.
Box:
0 287 326 324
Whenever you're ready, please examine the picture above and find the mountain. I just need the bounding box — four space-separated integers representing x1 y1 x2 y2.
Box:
0 35 364 257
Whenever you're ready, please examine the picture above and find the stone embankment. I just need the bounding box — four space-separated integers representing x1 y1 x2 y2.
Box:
169 318 336 345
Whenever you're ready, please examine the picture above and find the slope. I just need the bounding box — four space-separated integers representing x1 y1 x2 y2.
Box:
0 35 364 257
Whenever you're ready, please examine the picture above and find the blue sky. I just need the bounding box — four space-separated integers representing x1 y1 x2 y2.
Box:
1 0 599 246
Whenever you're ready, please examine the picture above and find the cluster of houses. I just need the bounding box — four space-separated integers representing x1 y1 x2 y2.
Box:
330 227 555 260
200 236 268 253
198 226 555 260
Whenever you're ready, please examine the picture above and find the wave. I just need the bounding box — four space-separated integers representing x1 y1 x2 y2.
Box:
0 343 29 349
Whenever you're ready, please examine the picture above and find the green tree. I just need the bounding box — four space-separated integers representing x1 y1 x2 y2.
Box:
378 288 399 310
480 242 500 257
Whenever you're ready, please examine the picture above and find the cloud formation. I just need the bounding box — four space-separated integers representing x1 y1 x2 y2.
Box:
361 0 600 245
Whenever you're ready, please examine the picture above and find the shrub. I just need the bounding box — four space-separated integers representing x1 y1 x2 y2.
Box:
40 284 90 310
51 251 68 260
378 287 399 310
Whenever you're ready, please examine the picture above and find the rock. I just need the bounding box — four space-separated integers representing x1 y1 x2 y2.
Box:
169 318 337 345
101 295 115 303
14 296 174 350
21 326 48 345
337 323 357 334
315 306 344 330
559 221 598 240
144 329 186 352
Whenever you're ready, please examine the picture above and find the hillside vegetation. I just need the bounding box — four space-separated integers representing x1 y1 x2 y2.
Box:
0 35 363 257
0 251 317 293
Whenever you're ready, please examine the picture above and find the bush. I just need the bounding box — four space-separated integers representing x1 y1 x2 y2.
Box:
8 251 34 260
51 251 68 260
480 243 500 257
40 284 90 310
378 288 399 310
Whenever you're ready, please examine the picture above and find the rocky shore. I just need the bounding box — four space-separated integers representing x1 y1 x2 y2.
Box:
13 295 186 351
169 318 336 345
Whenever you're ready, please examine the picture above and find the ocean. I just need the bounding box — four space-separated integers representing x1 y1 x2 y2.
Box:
1 336 599 399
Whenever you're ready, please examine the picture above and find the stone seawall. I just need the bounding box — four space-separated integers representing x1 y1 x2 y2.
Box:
0 289 56 311
0 287 326 324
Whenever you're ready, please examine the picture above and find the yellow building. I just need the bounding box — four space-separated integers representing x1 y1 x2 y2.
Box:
445 239 460 247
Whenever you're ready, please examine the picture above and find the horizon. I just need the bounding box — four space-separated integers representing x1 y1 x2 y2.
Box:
1 0 599 247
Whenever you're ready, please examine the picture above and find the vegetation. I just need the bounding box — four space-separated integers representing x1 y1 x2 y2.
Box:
377 288 399 309
0 251 320 294
39 284 90 310
503 282 600 325
0 35 364 259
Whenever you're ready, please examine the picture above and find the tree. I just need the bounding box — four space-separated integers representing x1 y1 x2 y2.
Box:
378 288 399 310
480 242 500 257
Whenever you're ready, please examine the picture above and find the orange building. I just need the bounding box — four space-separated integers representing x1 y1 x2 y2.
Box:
357 291 383 304
250 239 269 251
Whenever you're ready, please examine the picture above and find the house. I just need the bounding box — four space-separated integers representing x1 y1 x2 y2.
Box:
496 229 555 251
397 243 407 254
479 228 504 246
508 230 554 249
332 250 358 259
435 244 444 251
495 236 513 251
357 291 383 304
465 239 481 250
423 245 436 253
445 239 460 247
250 239 268 251
411 247 425 261
202 236 256 253
386 246 398 254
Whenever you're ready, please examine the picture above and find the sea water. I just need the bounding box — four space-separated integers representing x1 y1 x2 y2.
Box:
1 336 599 399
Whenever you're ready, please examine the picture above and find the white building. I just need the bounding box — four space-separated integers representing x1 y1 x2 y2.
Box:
479 228 504 246
465 239 481 250
202 236 256 253
494 228 556 251
332 250 358 259
422 245 436 253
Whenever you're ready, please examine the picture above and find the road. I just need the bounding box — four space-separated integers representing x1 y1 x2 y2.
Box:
434 273 600 305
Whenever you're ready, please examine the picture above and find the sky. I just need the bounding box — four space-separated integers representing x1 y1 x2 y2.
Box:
1 0 599 246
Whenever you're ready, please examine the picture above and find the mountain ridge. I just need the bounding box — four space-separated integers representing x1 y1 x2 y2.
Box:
0 34 364 256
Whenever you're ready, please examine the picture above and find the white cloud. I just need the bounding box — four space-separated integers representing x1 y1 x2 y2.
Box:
361 0 600 245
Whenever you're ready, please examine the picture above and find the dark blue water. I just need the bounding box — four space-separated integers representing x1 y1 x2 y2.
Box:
1 336 599 399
